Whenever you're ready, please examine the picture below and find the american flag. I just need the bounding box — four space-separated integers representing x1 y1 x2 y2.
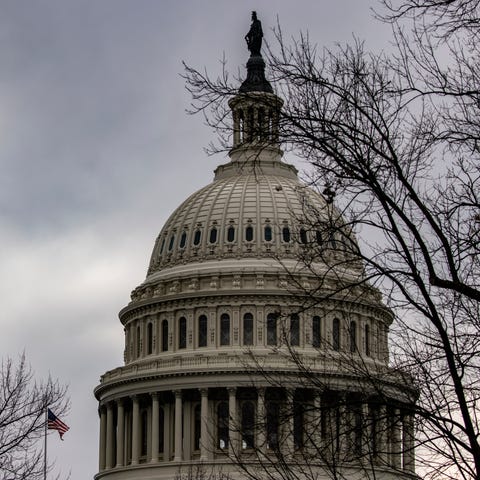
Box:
47 408 69 440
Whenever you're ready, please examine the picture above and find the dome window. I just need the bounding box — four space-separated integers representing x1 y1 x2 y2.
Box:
315 230 323 245
220 313 230 346
267 313 277 346
264 225 272 242
300 228 308 244
198 315 208 347
282 227 291 243
179 232 187 249
365 324 371 356
312 316 321 348
178 317 187 349
161 320 168 352
227 225 235 243
332 318 340 351
241 401 255 449
209 227 218 244
193 229 202 246
243 313 254 346
349 321 357 353
290 314 300 346
168 234 176 251
245 225 254 242
147 322 153 355
159 238 166 255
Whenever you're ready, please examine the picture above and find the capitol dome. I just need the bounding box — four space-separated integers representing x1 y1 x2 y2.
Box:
94 15 417 480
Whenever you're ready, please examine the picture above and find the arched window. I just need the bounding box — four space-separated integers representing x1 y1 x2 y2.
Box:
241 401 255 449
147 322 153 355
264 225 272 242
168 234 175 251
267 313 277 346
227 225 235 243
136 325 141 358
365 324 371 356
194 404 201 451
315 230 323 245
179 231 187 249
290 314 300 346
282 226 291 243
193 230 201 246
312 316 321 348
159 238 166 255
332 318 340 351
266 402 279 450
198 315 208 347
220 314 230 346
178 317 187 349
243 313 254 346
217 402 229 449
245 225 254 242
141 410 148 456
329 233 337 249
350 321 357 353
209 227 217 244
300 228 308 244
161 320 168 352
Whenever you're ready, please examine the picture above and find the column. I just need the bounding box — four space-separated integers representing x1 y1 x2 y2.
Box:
228 387 238 456
131 396 140 465
361 401 371 460
174 390 183 461
338 394 348 461
256 388 266 455
311 392 322 454
151 393 160 463
391 407 402 469
403 411 415 473
116 399 125 467
377 404 388 466
200 389 210 461
284 389 295 457
106 402 115 469
163 403 171 462
98 406 107 471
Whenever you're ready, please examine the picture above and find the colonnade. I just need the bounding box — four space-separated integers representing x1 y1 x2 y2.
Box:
98 387 415 474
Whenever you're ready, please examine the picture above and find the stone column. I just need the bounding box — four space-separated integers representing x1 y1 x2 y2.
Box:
403 411 415 473
285 389 295 457
376 404 388 466
174 390 183 461
228 387 238 456
200 388 210 461
391 407 402 469
131 396 140 465
98 406 107 471
311 392 322 454
105 402 115 469
151 393 160 463
338 394 348 461
116 399 125 467
257 388 266 455
361 401 371 460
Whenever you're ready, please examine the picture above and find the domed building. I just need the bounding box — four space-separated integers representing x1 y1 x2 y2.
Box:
94 15 417 480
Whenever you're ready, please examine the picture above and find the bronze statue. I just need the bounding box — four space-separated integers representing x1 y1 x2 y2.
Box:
245 11 263 56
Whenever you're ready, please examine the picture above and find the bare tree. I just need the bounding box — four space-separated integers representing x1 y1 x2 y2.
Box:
184 2 480 479
0 354 69 480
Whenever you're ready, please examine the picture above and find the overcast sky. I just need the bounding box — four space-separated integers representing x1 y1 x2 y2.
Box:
0 1 392 478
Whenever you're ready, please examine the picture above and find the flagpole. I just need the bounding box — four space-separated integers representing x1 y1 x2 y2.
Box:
44 407 47 480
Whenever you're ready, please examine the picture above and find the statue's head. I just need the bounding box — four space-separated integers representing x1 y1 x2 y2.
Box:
251 11 257 21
